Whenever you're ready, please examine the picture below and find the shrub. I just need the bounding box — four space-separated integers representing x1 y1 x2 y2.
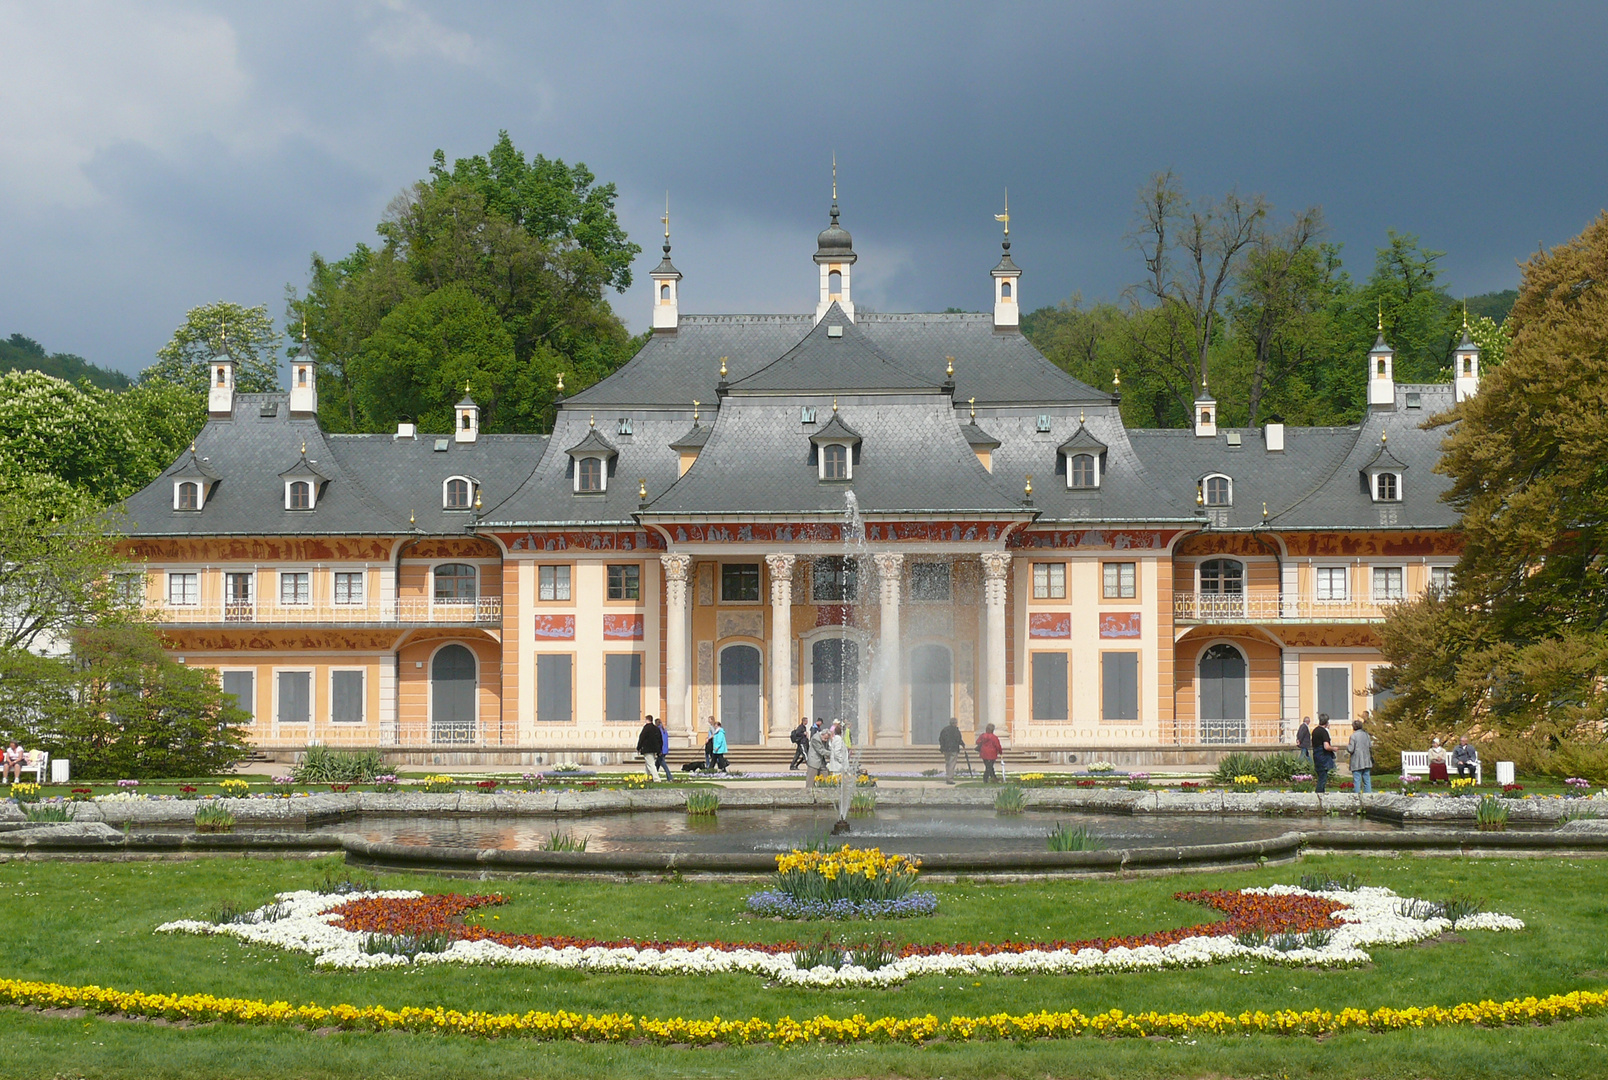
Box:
685 790 719 816
1046 822 1105 852
1213 751 1308 784
293 747 383 785
193 804 235 833
1476 795 1509 831
994 785 1027 814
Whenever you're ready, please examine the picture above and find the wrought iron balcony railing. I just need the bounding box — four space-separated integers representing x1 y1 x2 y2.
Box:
153 597 502 627
1173 591 1396 624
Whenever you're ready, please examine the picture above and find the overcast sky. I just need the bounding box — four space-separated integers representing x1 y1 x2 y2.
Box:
3 1 1605 376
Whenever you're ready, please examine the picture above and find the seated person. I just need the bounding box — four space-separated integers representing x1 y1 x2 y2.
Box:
2 741 26 784
1451 735 1479 781
1426 738 1450 783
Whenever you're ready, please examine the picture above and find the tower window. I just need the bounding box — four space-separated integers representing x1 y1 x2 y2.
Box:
660 283 670 301
1069 453 1098 489
461 413 471 430
577 457 604 493
288 481 312 509
1203 474 1231 506
1377 358 1387 375
176 481 200 510
1463 358 1472 375
1000 280 1012 299
297 366 308 386
822 443 849 480
215 366 226 386
828 270 842 296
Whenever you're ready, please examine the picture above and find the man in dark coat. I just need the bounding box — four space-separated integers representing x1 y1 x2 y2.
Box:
636 715 662 781
939 718 965 783
788 717 810 770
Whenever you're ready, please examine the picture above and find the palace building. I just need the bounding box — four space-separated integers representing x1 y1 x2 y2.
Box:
120 196 1480 765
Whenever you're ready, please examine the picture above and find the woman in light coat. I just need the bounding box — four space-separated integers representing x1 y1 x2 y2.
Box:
1347 719 1374 793
803 722 829 789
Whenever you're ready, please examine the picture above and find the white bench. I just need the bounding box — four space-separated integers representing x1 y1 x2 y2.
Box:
1401 749 1480 785
11 750 48 785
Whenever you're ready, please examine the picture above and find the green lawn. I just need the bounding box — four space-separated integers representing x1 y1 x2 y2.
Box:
0 854 1605 1077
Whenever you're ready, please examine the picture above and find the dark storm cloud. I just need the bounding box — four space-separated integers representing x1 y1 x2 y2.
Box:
0 0 1603 374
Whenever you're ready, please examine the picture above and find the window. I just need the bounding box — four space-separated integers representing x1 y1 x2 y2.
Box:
660 283 670 301
176 481 200 510
334 571 364 605
812 557 857 602
577 457 604 493
537 654 572 722
1101 652 1139 721
434 563 477 601
221 671 254 720
288 480 312 510
1316 667 1351 721
605 654 642 722
1374 472 1400 501
111 572 144 605
279 572 310 606
1031 652 1068 721
1069 454 1098 488
1316 566 1348 601
1371 566 1404 601
822 443 849 480
225 572 254 619
445 478 472 509
277 670 311 723
1000 280 1012 299
608 564 641 601
1428 566 1455 596
1103 562 1136 599
910 562 951 602
616 417 633 436
1199 559 1244 594
721 563 760 602
1204 474 1232 506
1035 414 1052 433
828 269 842 294
538 565 571 602
167 572 198 606
331 670 364 723
1032 562 1066 600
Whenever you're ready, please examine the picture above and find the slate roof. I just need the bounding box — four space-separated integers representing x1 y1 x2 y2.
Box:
564 427 619 458
729 304 933 393
641 396 1026 517
810 412 863 443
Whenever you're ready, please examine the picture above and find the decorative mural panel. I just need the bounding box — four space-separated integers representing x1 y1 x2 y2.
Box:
1017 529 1179 551
406 537 501 558
501 531 662 553
697 563 715 606
1279 531 1461 558
1277 627 1383 649
158 629 403 652
815 605 853 627
696 641 714 722
122 537 394 563
1028 612 1072 638
532 615 576 640
602 614 643 640
717 611 763 640
1099 612 1142 639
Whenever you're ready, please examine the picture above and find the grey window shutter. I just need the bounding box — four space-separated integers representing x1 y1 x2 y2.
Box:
537 655 573 722
221 671 254 720
1317 668 1351 721
279 671 310 723
605 654 643 723
332 671 363 723
1103 653 1138 721
1031 653 1068 721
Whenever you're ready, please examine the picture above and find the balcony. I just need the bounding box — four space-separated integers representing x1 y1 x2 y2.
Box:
1173 592 1393 624
153 597 502 628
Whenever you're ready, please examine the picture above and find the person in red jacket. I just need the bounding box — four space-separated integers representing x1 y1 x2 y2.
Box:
975 723 1003 784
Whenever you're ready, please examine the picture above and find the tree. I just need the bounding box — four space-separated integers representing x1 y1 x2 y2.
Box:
0 370 170 504
1374 211 1608 763
288 133 643 435
0 333 130 390
142 301 283 395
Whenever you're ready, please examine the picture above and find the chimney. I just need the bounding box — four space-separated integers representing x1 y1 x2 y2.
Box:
394 421 416 440
1264 421 1284 452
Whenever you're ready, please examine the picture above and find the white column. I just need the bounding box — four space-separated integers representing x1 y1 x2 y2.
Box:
765 553 796 744
874 552 904 742
660 554 692 745
981 551 1012 734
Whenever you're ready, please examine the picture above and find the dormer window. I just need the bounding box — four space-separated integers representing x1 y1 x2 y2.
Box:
176 481 200 510
578 457 605 493
287 480 312 510
822 443 849 480
1068 454 1098 489
444 476 474 509
1203 474 1232 506
1373 471 1401 502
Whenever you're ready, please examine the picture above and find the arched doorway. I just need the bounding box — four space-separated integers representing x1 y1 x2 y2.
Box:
812 638 860 728
908 644 952 745
1198 642 1247 744
719 644 762 745
431 643 477 743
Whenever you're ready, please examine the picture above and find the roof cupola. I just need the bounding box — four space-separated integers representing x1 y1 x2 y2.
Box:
650 193 683 332
991 191 1021 330
814 155 856 324
454 386 480 444
1453 305 1481 403
1367 305 1395 409
207 349 234 418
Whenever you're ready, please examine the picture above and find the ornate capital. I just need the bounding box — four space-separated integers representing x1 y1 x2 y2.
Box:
659 553 692 583
873 552 904 607
765 553 796 605
764 553 796 578
979 550 1012 580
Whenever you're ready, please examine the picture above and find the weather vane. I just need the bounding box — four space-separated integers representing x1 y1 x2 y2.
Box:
662 192 670 242
994 189 1010 237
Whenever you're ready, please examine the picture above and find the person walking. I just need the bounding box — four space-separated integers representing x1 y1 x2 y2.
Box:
1311 714 1335 792
788 717 810 770
709 718 729 772
654 717 674 782
1296 717 1312 762
636 715 662 780
1347 719 1374 793
975 723 1003 784
939 717 964 783
803 720 829 790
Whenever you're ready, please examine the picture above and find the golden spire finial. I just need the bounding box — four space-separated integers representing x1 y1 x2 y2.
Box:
719 356 728 378
556 371 564 392
1377 300 1384 332
189 441 196 454
968 396 976 420
474 488 483 511
409 509 416 527
589 413 595 429
662 191 670 242
946 356 954 378
300 440 306 456
1112 368 1121 388
994 189 1010 237
1262 501 1269 520
831 151 837 203
1381 430 1387 444
301 316 307 342
1080 409 1086 424
832 395 838 414
1463 299 1470 331
1024 474 1033 498
692 399 700 423
638 477 647 500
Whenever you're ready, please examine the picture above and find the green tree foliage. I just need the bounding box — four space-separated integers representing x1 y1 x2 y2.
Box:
291 132 643 435
0 334 130 390
1374 212 1608 768
142 301 283 395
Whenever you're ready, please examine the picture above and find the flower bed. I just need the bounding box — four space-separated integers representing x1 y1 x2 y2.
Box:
156 885 1523 987
4 975 1601 1045
771 846 924 907
745 891 939 919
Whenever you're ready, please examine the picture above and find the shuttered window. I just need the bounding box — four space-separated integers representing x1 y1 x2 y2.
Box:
1031 653 1068 721
1317 667 1351 721
605 654 642 723
277 671 310 723
537 654 572 722
1101 652 1139 721
331 670 364 723
221 671 254 720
